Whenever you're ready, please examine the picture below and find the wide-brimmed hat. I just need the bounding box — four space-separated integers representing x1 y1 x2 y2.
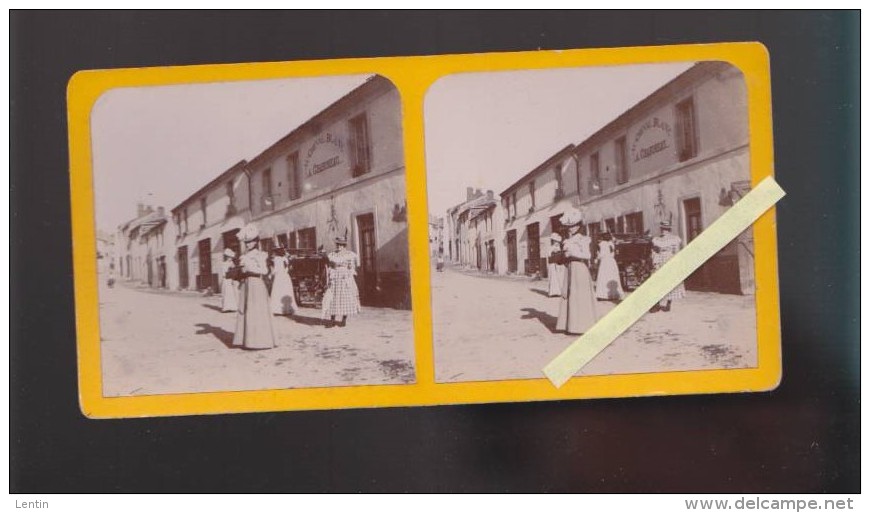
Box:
549 233 563 242
237 223 260 242
223 248 236 258
559 208 584 227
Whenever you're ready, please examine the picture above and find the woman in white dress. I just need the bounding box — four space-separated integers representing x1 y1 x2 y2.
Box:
595 232 624 301
321 236 361 328
650 221 686 312
546 233 565 297
220 248 239 312
270 248 298 316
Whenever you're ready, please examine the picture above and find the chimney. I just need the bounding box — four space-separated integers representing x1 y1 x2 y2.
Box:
486 190 494 200
466 187 474 201
157 206 165 218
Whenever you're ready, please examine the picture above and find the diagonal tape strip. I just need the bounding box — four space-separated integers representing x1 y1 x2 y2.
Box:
543 176 785 388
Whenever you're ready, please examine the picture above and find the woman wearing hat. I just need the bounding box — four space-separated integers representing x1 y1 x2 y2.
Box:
231 224 277 349
269 247 298 316
546 232 566 297
220 248 239 312
650 221 685 312
321 235 361 328
555 209 599 335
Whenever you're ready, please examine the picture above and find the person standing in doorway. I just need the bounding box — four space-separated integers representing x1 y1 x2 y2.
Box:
220 248 239 312
232 224 277 349
321 236 361 328
650 221 686 312
555 209 598 335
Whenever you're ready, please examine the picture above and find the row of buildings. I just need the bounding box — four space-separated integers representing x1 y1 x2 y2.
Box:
440 61 755 295
113 75 412 308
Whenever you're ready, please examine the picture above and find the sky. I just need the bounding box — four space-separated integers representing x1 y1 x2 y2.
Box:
423 62 695 216
91 74 371 231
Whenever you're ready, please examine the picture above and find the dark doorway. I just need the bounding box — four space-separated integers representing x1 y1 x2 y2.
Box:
197 238 213 291
178 246 189 289
526 222 541 275
222 229 240 258
356 213 377 303
684 197 707 290
157 256 167 288
507 229 517 273
486 240 496 272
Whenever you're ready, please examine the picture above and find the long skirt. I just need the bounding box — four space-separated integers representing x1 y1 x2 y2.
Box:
652 252 686 302
233 276 277 350
547 262 565 297
321 269 361 319
595 254 625 300
556 261 598 335
270 270 297 315
220 278 239 312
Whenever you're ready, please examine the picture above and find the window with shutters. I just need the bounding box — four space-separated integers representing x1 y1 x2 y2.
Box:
349 113 371 177
675 97 699 162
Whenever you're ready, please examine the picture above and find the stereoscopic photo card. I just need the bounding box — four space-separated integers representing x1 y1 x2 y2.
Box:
67 42 781 418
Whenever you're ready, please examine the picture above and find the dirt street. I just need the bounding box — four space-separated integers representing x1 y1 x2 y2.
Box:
99 280 415 397
431 264 758 383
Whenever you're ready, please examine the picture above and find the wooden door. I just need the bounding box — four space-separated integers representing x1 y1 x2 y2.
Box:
526 222 541 275
198 238 212 291
683 197 707 290
178 246 189 289
356 213 377 302
506 230 517 273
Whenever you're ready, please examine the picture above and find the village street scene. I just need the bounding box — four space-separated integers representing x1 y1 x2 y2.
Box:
94 74 416 396
98 274 414 397
426 62 759 382
431 262 756 383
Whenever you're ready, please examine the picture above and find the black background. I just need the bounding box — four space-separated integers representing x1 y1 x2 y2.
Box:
10 11 860 492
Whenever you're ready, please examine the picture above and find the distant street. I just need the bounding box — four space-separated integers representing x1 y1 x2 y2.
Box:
99 277 415 397
431 263 758 383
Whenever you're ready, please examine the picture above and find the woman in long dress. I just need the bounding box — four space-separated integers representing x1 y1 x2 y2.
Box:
650 221 686 312
595 232 625 301
321 236 361 328
555 209 599 335
232 224 277 350
270 249 298 315
220 249 239 312
547 233 565 297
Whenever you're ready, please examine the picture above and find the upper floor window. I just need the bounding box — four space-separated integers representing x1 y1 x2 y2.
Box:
675 97 699 162
226 181 236 217
511 192 518 218
529 180 536 211
349 113 371 177
287 152 301 201
182 207 189 234
589 152 601 195
554 164 564 199
262 168 273 210
200 197 207 227
615 136 629 184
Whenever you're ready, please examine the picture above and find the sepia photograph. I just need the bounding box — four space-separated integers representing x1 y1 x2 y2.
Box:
425 61 758 383
93 73 415 396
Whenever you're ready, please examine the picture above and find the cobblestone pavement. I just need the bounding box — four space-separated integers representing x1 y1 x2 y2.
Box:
98 279 415 397
431 264 758 383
